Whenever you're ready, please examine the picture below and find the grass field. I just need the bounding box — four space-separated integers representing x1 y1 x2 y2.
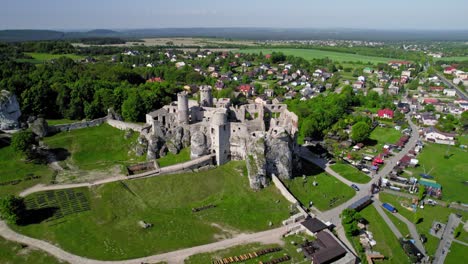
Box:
379 192 468 257
368 126 402 150
0 237 62 264
18 52 83 64
239 48 395 64
46 119 77 126
43 124 146 171
185 234 311 264
359 205 410 263
360 206 409 264
445 242 468 264
330 163 370 183
435 56 468 62
12 161 291 260
408 143 468 203
157 147 191 167
285 166 355 211
0 145 55 195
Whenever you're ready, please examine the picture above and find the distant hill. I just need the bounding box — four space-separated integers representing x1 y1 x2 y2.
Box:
1 28 468 42
0 30 65 42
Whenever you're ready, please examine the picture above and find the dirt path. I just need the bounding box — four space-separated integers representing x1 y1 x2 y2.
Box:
0 220 287 264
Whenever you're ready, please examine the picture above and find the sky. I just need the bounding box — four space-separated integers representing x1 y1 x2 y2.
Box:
1 0 468 30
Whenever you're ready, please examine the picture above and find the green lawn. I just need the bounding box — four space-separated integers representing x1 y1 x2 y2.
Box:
285 168 355 211
445 242 468 264
408 143 468 203
359 205 410 263
379 192 468 257
46 119 77 126
0 146 55 195
435 56 468 62
239 48 396 64
369 126 402 150
43 124 146 171
382 209 412 238
157 147 191 167
185 234 311 264
0 237 62 264
18 52 83 64
330 163 370 183
12 161 291 260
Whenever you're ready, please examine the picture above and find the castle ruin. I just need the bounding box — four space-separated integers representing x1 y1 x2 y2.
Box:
143 86 299 189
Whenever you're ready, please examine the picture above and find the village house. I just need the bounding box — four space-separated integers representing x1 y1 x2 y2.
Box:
444 66 457 75
353 81 364 89
420 113 438 126
443 89 457 97
423 127 456 145
238 84 254 97
377 108 394 119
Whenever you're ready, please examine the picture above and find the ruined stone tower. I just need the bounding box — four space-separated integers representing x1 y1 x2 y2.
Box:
177 91 189 125
211 110 230 165
199 85 213 107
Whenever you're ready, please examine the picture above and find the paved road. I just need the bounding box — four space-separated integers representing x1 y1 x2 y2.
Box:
436 73 468 100
373 199 426 255
0 220 290 264
433 214 462 264
373 202 403 238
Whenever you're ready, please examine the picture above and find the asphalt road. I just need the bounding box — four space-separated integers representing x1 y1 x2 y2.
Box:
433 213 462 264
436 73 468 100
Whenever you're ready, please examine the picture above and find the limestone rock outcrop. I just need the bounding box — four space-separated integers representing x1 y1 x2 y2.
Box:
30 118 49 138
190 130 209 158
246 134 268 190
265 127 293 180
0 90 21 130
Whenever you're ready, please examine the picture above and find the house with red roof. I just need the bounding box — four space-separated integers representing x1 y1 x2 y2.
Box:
147 77 164 83
444 67 457 75
377 109 394 119
238 84 254 97
423 98 439 105
429 86 444 92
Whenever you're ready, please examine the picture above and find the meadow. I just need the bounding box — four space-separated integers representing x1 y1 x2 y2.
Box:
12 161 291 260
239 48 395 64
43 124 146 171
18 52 83 64
0 237 62 264
330 163 371 184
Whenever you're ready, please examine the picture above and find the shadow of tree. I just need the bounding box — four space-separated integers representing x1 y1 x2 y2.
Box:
49 147 71 161
17 207 58 226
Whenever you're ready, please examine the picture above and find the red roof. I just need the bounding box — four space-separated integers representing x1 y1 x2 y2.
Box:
147 77 163 83
377 108 394 118
424 98 439 104
239 84 252 92
265 54 272 59
430 86 444 91
444 67 456 71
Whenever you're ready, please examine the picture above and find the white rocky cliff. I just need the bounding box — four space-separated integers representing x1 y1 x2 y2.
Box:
0 90 21 130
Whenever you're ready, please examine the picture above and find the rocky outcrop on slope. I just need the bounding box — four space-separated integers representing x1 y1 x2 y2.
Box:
0 90 21 130
265 127 293 180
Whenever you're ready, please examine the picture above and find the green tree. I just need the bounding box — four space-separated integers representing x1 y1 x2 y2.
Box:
424 104 435 112
351 121 372 142
418 185 426 201
0 195 26 224
121 92 144 122
11 131 36 159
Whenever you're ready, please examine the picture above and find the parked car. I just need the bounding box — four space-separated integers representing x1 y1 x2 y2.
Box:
351 184 360 191
382 203 397 213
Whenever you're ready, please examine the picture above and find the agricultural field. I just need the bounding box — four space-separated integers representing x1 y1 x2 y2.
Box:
19 52 83 64
43 124 146 172
0 145 55 196
157 147 191 167
435 56 468 62
379 192 468 257
0 237 62 264
285 165 355 211
407 143 468 203
330 163 371 183
185 234 312 264
11 161 291 260
359 205 410 264
239 48 395 64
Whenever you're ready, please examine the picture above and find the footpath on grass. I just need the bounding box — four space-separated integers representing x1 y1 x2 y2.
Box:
19 154 215 197
0 220 290 264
